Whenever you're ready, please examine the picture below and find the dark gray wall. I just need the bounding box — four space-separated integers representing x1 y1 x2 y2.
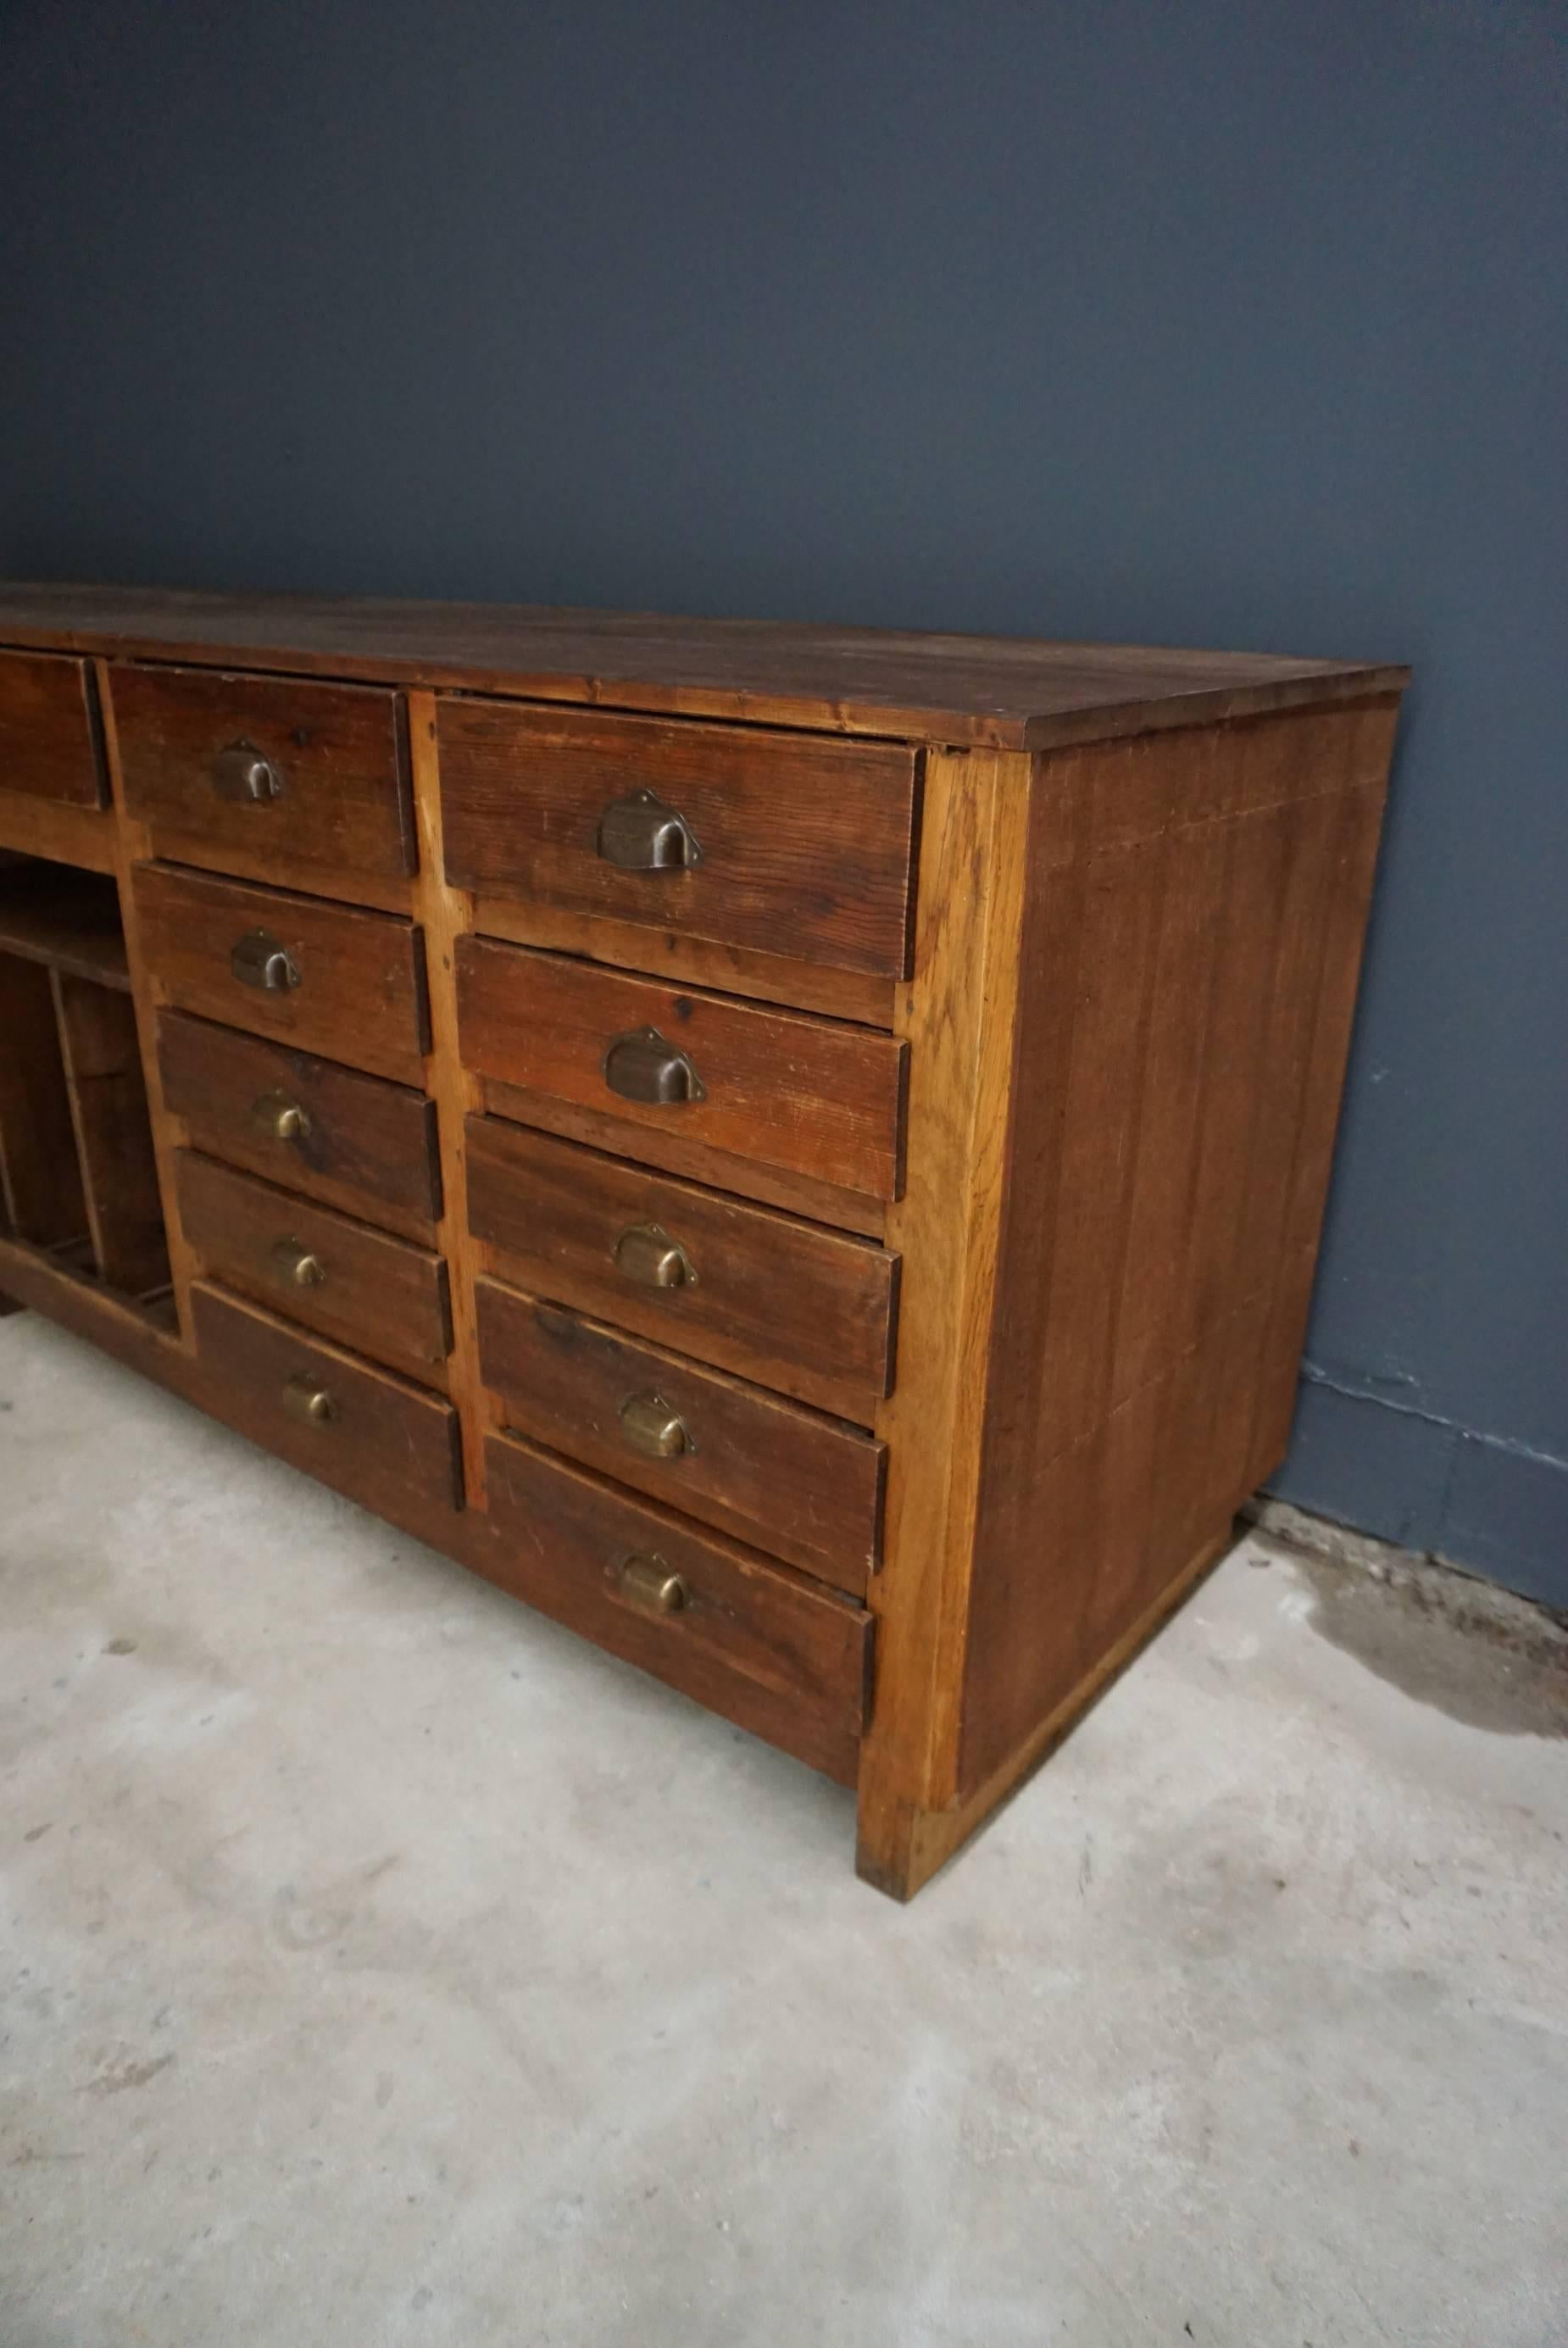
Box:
3 1 1565 1601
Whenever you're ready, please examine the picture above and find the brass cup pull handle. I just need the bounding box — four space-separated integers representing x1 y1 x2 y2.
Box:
618 1391 691 1460
252 1089 311 1143
231 930 300 993
617 1553 688 1616
281 1372 335 1424
270 1239 325 1288
612 1222 695 1290
603 1027 705 1107
212 740 284 803
597 788 703 872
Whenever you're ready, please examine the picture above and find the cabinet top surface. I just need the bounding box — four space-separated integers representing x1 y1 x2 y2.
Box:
0 581 1408 751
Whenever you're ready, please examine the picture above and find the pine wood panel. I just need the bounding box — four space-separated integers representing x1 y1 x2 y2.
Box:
457 936 906 1205
483 1431 871 1785
0 785 117 872
0 583 1408 752
132 863 430 1085
405 685 503 1508
955 698 1403 1801
476 1276 884 1591
0 648 106 807
853 749 1037 1895
465 1114 898 1425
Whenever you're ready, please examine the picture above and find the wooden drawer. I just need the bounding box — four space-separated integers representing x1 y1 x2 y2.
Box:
465 1116 898 1426
0 649 106 807
190 1281 462 1523
176 1151 451 1384
484 1431 871 1784
476 1277 884 1593
158 1012 440 1241
458 936 906 1209
133 865 429 1085
439 700 920 982
111 665 413 890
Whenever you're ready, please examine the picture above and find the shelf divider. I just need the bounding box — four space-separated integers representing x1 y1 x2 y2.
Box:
52 968 171 1295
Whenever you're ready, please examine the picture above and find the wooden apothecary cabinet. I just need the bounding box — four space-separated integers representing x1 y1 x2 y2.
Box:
0 589 1406 1897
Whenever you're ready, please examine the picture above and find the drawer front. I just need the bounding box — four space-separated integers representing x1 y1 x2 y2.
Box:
476 1277 883 1593
0 649 106 807
190 1282 462 1524
484 1432 870 1785
158 1012 440 1239
439 700 920 982
177 1151 451 1383
134 865 429 1085
112 665 413 887
458 937 906 1205
466 1116 898 1427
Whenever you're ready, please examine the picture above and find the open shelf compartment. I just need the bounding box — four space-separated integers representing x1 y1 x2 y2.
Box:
0 853 173 1317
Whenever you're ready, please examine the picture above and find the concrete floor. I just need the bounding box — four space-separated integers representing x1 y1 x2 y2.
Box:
3 1313 1566 2348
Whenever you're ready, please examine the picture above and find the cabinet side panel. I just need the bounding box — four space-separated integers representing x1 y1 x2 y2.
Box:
959 698 1400 1795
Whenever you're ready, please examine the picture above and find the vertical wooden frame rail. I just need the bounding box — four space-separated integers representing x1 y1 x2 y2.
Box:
95 657 199 1346
49 968 169 1295
857 746 1037 1896
405 687 496 1509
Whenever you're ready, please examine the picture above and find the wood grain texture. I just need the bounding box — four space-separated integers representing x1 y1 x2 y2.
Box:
0 953 87 1244
465 1114 898 1426
483 1431 871 1785
0 591 1409 1895
0 785 117 872
458 936 906 1205
175 1150 451 1384
190 1280 462 1522
0 584 1409 752
956 698 1402 1799
53 973 169 1294
403 686 498 1505
468 893 896 1027
156 1012 441 1243
95 662 203 1342
441 699 920 978
476 1276 884 1591
111 662 414 887
132 863 431 1086
0 647 106 807
853 748 1037 1887
478 1077 889 1238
